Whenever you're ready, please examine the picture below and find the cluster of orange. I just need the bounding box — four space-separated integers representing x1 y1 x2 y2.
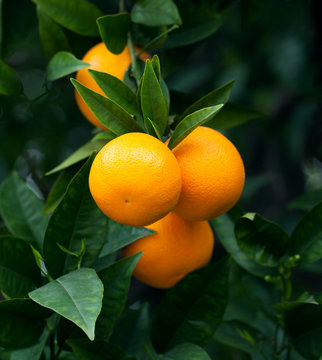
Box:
75 43 245 288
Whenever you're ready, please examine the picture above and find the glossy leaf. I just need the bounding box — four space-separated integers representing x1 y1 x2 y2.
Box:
141 59 168 135
36 6 70 58
211 211 274 277
95 254 141 339
0 61 23 96
43 155 108 279
88 69 139 116
68 339 134 360
290 201 322 264
33 0 103 36
0 299 50 349
97 13 130 55
29 268 103 340
131 0 182 27
152 257 230 352
235 213 290 266
289 189 322 212
206 102 266 130
46 132 115 175
72 79 143 135
47 51 88 82
0 235 41 298
163 343 211 360
168 105 223 150
0 172 48 250
175 80 234 125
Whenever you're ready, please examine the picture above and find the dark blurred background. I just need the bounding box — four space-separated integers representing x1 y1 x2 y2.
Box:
0 0 321 233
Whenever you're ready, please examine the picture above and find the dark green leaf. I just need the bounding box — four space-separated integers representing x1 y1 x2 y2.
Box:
152 257 230 352
43 155 108 279
97 13 131 55
174 80 234 125
164 343 211 360
29 268 103 340
110 303 158 360
95 254 141 339
0 235 41 298
151 55 161 82
33 0 103 36
99 219 154 258
161 77 170 107
141 59 168 135
131 0 182 27
211 212 274 277
206 102 266 130
0 61 23 96
88 69 139 116
47 51 88 82
0 299 50 349
235 213 290 266
145 117 163 141
0 172 48 250
290 201 322 264
43 168 76 214
168 105 223 150
36 6 70 58
46 132 115 175
67 339 134 360
285 303 322 360
289 189 322 212
72 78 143 135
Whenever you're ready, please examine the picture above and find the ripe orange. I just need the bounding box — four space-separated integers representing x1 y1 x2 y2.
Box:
170 126 245 221
75 42 150 129
89 132 182 227
123 212 214 288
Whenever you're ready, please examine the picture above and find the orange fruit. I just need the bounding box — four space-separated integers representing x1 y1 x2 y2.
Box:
75 42 150 129
170 126 245 221
123 212 214 288
89 132 182 227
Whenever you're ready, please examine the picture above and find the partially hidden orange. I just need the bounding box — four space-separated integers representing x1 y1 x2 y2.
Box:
170 126 245 221
123 212 214 288
75 42 150 129
89 132 182 227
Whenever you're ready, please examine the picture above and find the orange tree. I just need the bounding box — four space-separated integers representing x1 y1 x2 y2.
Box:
0 1 321 359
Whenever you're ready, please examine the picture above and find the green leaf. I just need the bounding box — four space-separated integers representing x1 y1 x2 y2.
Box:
131 0 182 27
145 117 163 141
290 201 322 264
141 59 168 135
235 213 290 267
285 303 322 360
72 78 143 135
43 155 108 279
168 105 223 150
47 51 88 82
0 235 41 298
88 69 139 117
43 168 76 214
174 80 234 125
36 6 70 58
97 13 131 55
211 211 274 277
206 102 266 130
67 339 134 360
0 172 49 250
29 268 103 341
163 343 211 360
33 0 103 36
289 189 322 212
152 257 230 352
110 303 158 360
95 254 141 339
46 132 115 176
0 299 51 349
0 61 23 96
151 55 161 82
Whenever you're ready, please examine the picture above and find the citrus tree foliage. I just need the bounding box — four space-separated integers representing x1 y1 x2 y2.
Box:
0 0 321 359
